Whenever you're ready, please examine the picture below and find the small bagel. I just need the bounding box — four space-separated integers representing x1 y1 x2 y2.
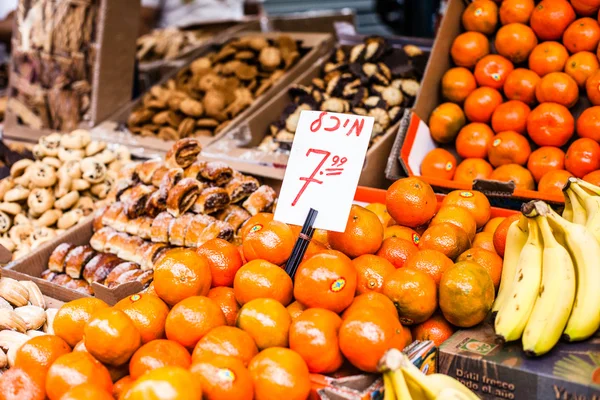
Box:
27 188 55 216
4 187 30 203
41 157 62 169
57 209 83 230
58 148 85 162
54 191 80 210
39 133 61 157
10 159 34 178
60 160 82 179
0 203 22 215
33 209 62 227
29 163 57 188
85 140 106 157
71 179 91 191
0 212 12 234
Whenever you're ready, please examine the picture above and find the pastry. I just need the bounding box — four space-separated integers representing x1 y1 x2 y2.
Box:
183 160 206 180
107 269 152 289
48 243 75 273
104 262 141 288
136 159 164 184
124 185 155 219
151 166 170 188
192 187 230 214
165 138 202 169
157 168 183 199
89 227 117 252
167 213 194 246
101 203 125 228
40 269 57 281
139 242 168 270
243 185 277 215
166 178 201 217
150 212 174 243
64 245 96 279
65 279 94 295
104 232 131 257
51 274 73 286
82 253 122 284
81 158 107 184
216 205 251 233
116 235 145 264
125 216 152 237
113 208 131 233
137 217 153 240
199 162 233 186
184 214 233 247
92 207 107 232
145 190 166 218
225 174 260 203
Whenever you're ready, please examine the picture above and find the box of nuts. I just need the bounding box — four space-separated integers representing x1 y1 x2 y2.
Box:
91 31 334 156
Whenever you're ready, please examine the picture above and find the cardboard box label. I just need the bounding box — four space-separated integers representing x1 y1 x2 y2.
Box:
458 338 499 356
274 110 373 232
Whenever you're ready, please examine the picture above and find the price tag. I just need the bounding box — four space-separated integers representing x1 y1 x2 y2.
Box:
274 110 374 232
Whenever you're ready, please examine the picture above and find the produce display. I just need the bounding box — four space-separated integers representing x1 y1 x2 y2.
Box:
258 37 424 153
128 35 306 140
137 28 213 64
422 0 600 197
0 130 131 260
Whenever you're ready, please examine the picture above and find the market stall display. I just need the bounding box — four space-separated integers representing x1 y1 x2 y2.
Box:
137 28 214 65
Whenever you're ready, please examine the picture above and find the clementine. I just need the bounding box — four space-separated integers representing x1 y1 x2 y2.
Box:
0 367 45 400
207 286 240 326
450 31 490 68
472 232 497 254
528 42 569 77
236 298 291 349
428 102 467 143
563 17 600 53
530 0 576 40
386 177 437 228
583 169 600 184
45 352 112 400
490 164 536 190
165 296 226 349
328 205 383 258
342 292 399 321
499 0 535 25
430 205 478 241
492 214 521 257
242 219 295 265
457 247 503 290
527 146 566 182
441 67 478 103
487 131 532 167
197 238 244 288
190 355 253 400
365 202 395 228
474 55 514 90
577 106 600 142
420 148 457 180
538 170 573 196
286 301 307 321
461 0 498 34
453 158 494 184
535 72 579 108
491 100 530 134
122 366 201 400
527 102 575 147
403 249 454 286
383 268 437 325
565 138 600 177
129 339 191 380
503 68 541 105
352 254 396 294
495 23 538 63
484 217 505 234
564 51 599 87
114 293 169 344
376 237 419 269
464 87 503 123
411 313 456 347
384 225 421 244
52 298 109 348
233 259 293 306
456 122 494 159
441 190 491 228
13 335 71 379
192 325 258 367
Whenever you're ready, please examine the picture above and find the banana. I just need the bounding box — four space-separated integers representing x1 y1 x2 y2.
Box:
543 204 600 342
19 281 46 309
575 178 600 195
565 188 587 225
562 189 574 222
426 374 479 400
492 215 529 315
569 180 600 243
435 388 473 400
494 217 543 342
383 372 398 400
390 369 414 400
522 215 576 356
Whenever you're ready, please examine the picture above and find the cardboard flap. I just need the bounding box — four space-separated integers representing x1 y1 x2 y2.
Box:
0 244 12 264
92 281 144 306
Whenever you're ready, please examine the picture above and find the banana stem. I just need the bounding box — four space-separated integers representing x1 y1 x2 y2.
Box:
521 201 539 218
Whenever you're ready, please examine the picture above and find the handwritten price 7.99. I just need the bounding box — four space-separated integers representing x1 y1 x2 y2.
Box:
291 148 348 206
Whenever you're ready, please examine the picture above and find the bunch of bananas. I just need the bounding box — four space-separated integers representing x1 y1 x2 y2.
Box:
378 348 479 400
493 177 600 356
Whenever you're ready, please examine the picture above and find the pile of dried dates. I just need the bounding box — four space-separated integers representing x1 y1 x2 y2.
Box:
259 37 426 153
128 35 306 140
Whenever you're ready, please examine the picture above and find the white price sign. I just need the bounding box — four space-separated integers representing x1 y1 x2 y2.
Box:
274 110 374 232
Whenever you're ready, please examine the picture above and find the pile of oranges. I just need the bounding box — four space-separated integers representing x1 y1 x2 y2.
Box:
0 178 513 400
423 0 600 197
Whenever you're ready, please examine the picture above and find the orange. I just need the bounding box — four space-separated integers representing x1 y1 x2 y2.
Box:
565 51 600 87
535 72 579 108
456 123 494 159
578 106 600 142
572 0 600 14
428 102 467 143
365 202 395 228
450 31 490 68
197 238 244 288
461 0 498 34
128 339 191 380
472 232 497 254
538 170 573 196
530 0 576 40
464 87 503 123
112 376 133 400
294 250 357 313
248 347 310 400
328 204 383 258
233 259 293 306
207 286 240 326
484 217 505 234
474 55 514 90
52 298 109 347
585 69 600 105
403 249 454 287
503 68 541 105
122 366 201 400
411 314 456 347
83 308 141 367
495 23 538 64
286 301 307 321
384 225 421 244
453 158 494 184
583 169 600 184
457 248 503 290
386 177 437 228
236 298 291 349
289 308 343 374
45 352 112 400
493 214 521 257
403 326 413 348
490 164 536 190
0 368 45 400
563 17 600 53
114 293 169 344
418 223 473 257
441 190 491 228
153 248 212 306
165 296 226 349
242 218 295 265
499 0 535 25
342 292 399 321
441 67 477 103
430 205 477 241
528 42 569 77
420 148 457 180
487 131 531 167
240 213 274 240
352 254 396 294
439 261 495 328
376 237 419 269
383 267 437 325
190 355 253 400
491 100 530 134
527 146 566 182
565 138 600 177
192 326 258 367
527 103 575 147
13 335 71 380
58 383 112 400
338 308 405 372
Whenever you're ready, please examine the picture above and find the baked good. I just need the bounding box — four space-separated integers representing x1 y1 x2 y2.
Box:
183 160 207 180
40 269 57 281
165 138 202 169
51 274 73 286
166 178 201 217
199 162 233 186
113 208 131 233
157 168 183 199
89 227 117 252
192 187 230 214
151 166 170 188
107 269 153 289
116 235 145 264
48 243 75 273
243 185 277 215
183 214 233 247
104 232 131 256
92 206 107 232
139 242 168 270
101 203 125 228
124 185 155 219
150 212 174 243
167 213 194 246
83 253 122 284
104 262 140 287
65 278 94 295
136 159 164 184
137 217 153 240
125 216 153 237
145 190 166 217
64 245 96 279
216 205 251 233
225 174 260 203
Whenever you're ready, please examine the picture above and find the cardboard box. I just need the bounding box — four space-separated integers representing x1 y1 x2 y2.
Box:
438 324 600 400
4 0 140 141
385 0 568 207
91 31 334 157
201 37 432 189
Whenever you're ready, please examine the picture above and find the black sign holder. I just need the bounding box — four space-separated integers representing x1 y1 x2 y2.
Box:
284 208 319 280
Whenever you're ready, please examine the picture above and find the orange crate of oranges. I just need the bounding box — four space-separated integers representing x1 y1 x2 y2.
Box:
386 0 600 206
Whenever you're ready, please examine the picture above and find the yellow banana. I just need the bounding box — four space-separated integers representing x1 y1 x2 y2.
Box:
565 188 587 225
562 189 574 222
425 374 479 400
569 180 600 243
401 367 437 400
575 178 600 196
383 372 398 400
435 388 474 400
